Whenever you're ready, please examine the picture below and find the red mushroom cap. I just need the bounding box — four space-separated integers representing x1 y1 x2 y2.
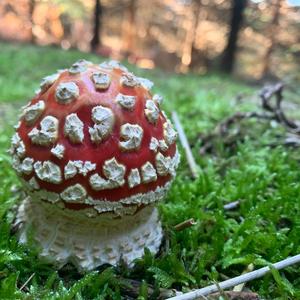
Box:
10 60 179 216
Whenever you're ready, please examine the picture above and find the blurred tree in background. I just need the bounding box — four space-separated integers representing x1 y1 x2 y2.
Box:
220 0 248 73
0 0 299 80
90 0 102 51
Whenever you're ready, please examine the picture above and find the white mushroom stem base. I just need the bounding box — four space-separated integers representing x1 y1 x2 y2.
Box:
14 197 163 272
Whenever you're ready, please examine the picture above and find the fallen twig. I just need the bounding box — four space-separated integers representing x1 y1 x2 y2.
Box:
172 111 199 179
166 253 300 300
208 291 259 300
199 111 272 155
174 218 197 231
19 273 35 291
233 263 254 292
217 111 273 135
260 83 298 131
120 278 181 299
223 200 240 211
200 83 300 154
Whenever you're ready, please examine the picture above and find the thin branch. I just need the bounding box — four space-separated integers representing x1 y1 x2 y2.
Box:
172 111 199 179
119 278 181 299
166 253 300 300
200 83 300 154
200 111 273 154
174 218 197 231
232 263 254 292
259 83 298 130
223 200 240 211
208 291 259 300
19 273 35 291
217 111 273 135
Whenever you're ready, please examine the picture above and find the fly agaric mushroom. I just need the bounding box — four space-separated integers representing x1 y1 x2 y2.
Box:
11 59 179 271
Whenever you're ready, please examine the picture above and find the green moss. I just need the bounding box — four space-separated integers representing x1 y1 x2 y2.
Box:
0 41 299 299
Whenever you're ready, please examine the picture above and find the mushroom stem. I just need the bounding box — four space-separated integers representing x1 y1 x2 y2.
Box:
14 197 163 272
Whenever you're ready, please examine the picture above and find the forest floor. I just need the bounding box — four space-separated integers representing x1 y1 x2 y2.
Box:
1 41 300 299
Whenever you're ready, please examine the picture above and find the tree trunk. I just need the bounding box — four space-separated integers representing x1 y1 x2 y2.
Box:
220 0 248 73
261 0 282 77
122 0 136 56
180 0 201 70
29 0 35 43
91 0 102 51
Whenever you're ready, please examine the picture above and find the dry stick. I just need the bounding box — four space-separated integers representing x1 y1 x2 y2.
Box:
166 254 300 300
172 111 199 179
200 83 300 155
174 218 197 231
260 83 298 131
19 273 35 291
233 263 254 292
199 112 273 155
223 200 240 211
209 291 259 300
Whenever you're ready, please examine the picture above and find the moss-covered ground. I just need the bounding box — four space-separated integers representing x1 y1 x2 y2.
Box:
1 42 300 299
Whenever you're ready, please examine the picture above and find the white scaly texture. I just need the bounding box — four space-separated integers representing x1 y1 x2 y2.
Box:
55 82 79 104
33 160 62 184
141 161 157 183
22 100 45 125
99 60 128 72
51 144 65 159
14 198 163 272
127 168 141 188
163 120 177 146
11 156 22 173
149 137 168 152
23 177 172 215
89 105 115 143
104 157 126 184
20 157 34 175
119 181 172 205
89 173 110 190
28 116 59 146
60 184 87 203
20 149 179 214
92 72 111 90
40 73 59 92
153 94 163 107
10 133 26 158
149 137 159 152
155 152 174 176
137 77 154 90
144 100 160 124
34 190 60 203
64 113 84 144
119 123 143 151
92 201 137 216
115 93 136 110
64 160 96 179
159 140 168 152
68 59 91 74
14 121 21 130
120 72 139 87
89 157 126 190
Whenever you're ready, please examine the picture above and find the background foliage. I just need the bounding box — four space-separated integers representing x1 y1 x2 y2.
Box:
1 42 300 299
0 0 299 79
